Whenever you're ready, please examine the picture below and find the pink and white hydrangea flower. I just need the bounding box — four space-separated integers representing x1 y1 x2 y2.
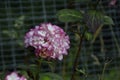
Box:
5 72 27 80
24 23 70 60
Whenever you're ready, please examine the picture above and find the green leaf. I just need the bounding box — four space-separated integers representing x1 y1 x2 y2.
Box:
76 68 87 77
41 76 50 80
18 64 40 79
85 10 114 43
103 16 114 25
18 70 29 79
40 73 63 80
85 32 93 41
2 30 17 39
56 9 83 22
14 15 25 29
76 69 86 75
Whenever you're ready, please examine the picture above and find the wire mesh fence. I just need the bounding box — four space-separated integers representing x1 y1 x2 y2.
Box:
0 0 120 79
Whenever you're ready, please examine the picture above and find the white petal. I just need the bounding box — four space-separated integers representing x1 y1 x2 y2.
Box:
35 26 39 29
47 24 55 32
29 31 34 36
38 31 46 36
58 55 63 60
6 72 20 80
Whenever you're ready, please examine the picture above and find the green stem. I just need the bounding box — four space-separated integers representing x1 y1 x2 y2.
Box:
62 23 68 80
100 63 107 80
100 59 112 80
100 34 105 60
36 58 42 80
70 29 86 80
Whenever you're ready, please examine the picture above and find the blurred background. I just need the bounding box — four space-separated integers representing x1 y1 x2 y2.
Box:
0 0 120 80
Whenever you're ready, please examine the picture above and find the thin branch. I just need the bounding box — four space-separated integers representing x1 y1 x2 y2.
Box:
70 28 86 80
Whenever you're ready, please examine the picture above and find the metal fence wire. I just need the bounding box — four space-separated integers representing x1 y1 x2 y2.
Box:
0 0 120 76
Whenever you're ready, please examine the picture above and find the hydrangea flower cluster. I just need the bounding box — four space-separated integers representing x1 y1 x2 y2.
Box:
5 72 27 80
24 23 70 60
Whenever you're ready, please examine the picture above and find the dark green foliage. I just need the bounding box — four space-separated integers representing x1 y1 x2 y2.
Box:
56 9 83 22
103 69 120 80
85 32 93 41
40 73 63 80
57 9 114 43
103 16 114 25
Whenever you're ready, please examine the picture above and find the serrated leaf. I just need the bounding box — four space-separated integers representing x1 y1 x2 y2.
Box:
103 16 114 25
56 9 83 22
